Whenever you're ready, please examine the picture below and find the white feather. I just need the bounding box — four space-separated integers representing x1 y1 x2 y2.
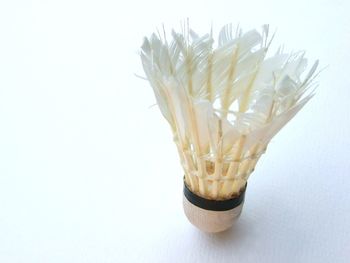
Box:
140 24 319 198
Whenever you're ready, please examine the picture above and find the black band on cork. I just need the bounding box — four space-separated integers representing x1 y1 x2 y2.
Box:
183 182 247 211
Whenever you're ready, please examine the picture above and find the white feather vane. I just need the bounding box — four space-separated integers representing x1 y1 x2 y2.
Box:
140 24 319 200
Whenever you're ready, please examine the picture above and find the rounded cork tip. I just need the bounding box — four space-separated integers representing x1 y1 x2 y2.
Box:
182 183 246 233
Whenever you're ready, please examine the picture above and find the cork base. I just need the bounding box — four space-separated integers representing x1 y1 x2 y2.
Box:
183 193 244 233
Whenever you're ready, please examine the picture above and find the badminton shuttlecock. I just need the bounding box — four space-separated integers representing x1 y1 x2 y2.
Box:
140 24 319 232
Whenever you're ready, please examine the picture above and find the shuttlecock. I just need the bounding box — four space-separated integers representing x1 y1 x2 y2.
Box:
140 23 319 233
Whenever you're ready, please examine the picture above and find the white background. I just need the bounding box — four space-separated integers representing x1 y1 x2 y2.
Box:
0 0 349 262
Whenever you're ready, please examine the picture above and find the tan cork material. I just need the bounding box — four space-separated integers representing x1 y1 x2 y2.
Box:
183 193 244 233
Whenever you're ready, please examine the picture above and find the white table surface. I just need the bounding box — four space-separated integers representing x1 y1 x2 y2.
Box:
1 0 349 262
